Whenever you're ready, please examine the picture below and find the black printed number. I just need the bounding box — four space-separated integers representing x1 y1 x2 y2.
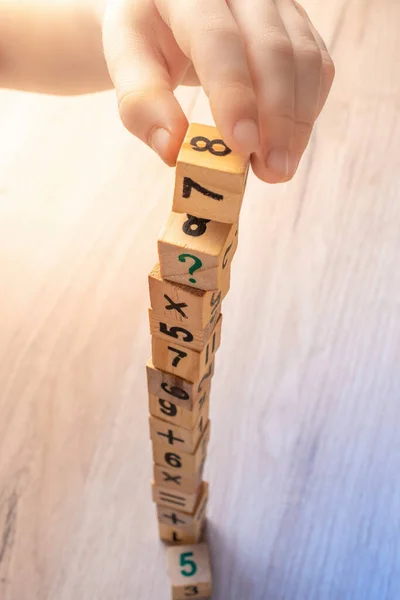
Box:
166 452 182 468
160 323 193 343
183 177 223 202
190 135 231 157
161 383 189 401
184 586 199 597
168 346 188 367
158 399 177 417
197 364 213 392
182 214 210 238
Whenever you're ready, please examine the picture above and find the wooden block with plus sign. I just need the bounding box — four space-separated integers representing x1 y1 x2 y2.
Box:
158 211 238 291
152 314 222 382
172 122 249 224
152 479 203 513
149 263 229 331
148 388 209 430
149 413 207 454
159 521 205 546
146 358 214 411
167 542 212 600
157 482 209 529
152 420 210 475
153 464 203 495
149 308 220 353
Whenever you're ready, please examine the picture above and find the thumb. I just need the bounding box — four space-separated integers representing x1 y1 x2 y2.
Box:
102 0 188 166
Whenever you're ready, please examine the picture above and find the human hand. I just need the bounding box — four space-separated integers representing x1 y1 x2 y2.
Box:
102 0 335 183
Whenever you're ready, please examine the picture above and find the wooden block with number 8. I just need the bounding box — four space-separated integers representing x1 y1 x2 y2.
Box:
167 542 212 600
173 122 249 224
152 421 210 476
158 211 238 291
149 414 207 454
148 263 229 331
152 314 222 382
148 390 209 431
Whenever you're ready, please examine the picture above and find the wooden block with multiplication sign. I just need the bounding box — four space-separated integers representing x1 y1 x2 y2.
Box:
158 212 238 291
154 464 203 495
173 122 249 224
148 388 209 430
146 358 214 412
167 542 212 600
152 420 211 476
152 314 222 382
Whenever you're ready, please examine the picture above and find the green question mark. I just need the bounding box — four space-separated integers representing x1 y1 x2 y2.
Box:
178 253 203 284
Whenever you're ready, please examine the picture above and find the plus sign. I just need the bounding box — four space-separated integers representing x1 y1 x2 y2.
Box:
158 429 185 445
163 512 186 525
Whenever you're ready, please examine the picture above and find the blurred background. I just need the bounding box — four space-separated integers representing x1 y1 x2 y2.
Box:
0 1 399 599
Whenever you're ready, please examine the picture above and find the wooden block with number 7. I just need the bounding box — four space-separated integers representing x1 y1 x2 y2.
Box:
158 211 238 291
167 542 213 600
173 122 249 224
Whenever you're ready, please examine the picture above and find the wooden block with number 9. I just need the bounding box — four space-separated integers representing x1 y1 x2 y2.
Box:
167 542 212 600
172 122 249 224
148 390 210 431
158 211 238 291
152 314 222 382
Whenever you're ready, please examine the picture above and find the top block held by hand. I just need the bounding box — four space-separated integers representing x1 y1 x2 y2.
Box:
173 123 250 224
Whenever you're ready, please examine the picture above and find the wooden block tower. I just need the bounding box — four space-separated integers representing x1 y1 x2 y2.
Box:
147 123 249 598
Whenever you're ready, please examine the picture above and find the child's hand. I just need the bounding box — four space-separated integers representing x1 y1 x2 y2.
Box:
102 0 335 183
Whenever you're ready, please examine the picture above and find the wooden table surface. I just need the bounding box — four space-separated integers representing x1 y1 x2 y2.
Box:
1 1 399 598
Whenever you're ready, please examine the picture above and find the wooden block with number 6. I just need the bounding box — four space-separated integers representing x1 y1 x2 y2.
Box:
149 263 229 330
158 211 238 291
173 122 249 224
159 521 205 546
167 542 213 600
153 421 210 476
149 414 207 454
152 314 222 382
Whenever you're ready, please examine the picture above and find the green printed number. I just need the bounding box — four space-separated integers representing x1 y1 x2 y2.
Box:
180 552 197 577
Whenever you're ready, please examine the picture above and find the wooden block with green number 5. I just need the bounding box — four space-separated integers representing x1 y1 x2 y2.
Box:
167 542 212 600
172 122 249 224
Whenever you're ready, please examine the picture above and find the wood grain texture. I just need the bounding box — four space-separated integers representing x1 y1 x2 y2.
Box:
1 1 400 598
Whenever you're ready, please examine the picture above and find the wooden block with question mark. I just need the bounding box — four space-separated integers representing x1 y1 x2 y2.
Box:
172 122 250 224
146 358 214 412
151 314 222 382
158 212 238 291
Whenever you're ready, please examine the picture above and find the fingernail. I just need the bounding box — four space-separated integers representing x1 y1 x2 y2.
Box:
266 149 297 181
233 119 260 154
150 127 171 159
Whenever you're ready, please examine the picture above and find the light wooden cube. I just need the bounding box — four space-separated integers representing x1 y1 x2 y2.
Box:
149 263 230 330
167 542 212 600
159 521 205 546
153 464 203 495
146 358 214 411
173 123 249 224
149 307 221 353
149 413 206 454
148 390 210 431
158 212 238 291
152 314 222 382
152 421 210 476
152 480 202 513
157 482 209 529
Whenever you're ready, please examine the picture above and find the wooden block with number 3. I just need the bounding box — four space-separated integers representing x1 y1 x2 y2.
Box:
152 314 222 382
173 122 249 224
158 211 238 291
167 542 213 600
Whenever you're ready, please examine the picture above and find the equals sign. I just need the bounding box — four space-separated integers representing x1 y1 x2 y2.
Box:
159 491 186 507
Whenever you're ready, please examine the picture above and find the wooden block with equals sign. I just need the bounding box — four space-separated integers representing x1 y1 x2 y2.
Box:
172 122 249 224
167 541 213 600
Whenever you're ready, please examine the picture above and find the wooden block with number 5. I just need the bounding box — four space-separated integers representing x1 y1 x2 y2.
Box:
149 414 207 454
153 421 210 476
167 542 213 600
149 263 229 331
149 308 220 352
148 390 210 431
158 211 238 291
152 314 222 382
173 122 249 224
146 358 214 411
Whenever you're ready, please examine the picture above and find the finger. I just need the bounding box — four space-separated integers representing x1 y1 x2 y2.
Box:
276 0 323 159
155 0 260 156
228 0 296 183
102 0 188 166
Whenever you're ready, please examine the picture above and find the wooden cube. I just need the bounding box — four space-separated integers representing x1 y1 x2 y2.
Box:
158 212 238 291
149 263 229 330
149 413 206 454
146 358 214 411
149 307 220 353
157 482 209 529
153 464 203 495
172 123 249 224
152 481 202 513
152 421 210 475
167 542 212 600
152 314 222 382
148 390 210 431
159 521 205 545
